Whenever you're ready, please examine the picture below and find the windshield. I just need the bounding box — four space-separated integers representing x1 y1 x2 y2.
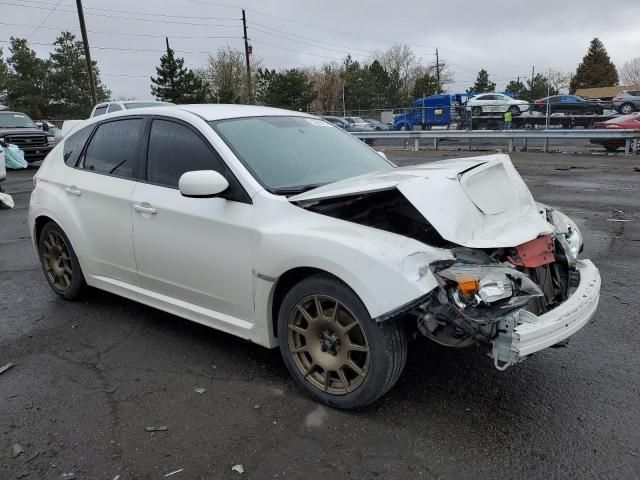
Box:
210 116 392 193
0 112 37 128
351 117 366 123
124 101 173 109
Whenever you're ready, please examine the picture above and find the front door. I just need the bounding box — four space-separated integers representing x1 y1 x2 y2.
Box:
131 118 254 321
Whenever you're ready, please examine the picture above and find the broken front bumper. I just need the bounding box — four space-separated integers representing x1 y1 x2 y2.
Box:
492 259 600 369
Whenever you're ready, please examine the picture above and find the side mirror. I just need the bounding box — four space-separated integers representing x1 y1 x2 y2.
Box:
376 151 388 160
42 122 50 132
178 170 229 198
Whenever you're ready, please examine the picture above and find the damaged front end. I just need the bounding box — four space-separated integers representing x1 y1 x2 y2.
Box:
291 155 600 370
414 208 600 370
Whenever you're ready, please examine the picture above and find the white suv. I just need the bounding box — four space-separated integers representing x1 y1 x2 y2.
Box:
29 105 600 408
90 100 173 117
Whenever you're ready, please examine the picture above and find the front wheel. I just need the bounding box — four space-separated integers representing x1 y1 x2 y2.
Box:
604 143 621 152
471 106 482 116
278 274 407 409
38 222 86 299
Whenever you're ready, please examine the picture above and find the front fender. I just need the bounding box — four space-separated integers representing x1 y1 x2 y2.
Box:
254 198 454 318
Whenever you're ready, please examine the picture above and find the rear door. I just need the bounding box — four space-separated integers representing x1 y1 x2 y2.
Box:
130 117 254 320
62 117 145 285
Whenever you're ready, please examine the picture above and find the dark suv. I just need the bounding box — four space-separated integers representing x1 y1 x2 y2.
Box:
0 111 55 163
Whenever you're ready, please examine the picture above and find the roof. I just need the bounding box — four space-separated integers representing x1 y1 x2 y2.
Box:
176 104 311 121
574 85 633 99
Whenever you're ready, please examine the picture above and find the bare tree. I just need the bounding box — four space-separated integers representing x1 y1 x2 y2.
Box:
619 57 640 87
306 63 344 114
373 44 417 99
199 46 249 103
548 71 572 93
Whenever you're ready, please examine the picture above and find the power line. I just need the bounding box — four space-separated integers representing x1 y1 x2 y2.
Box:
0 39 214 55
26 0 62 40
0 1 240 27
0 20 242 40
250 39 347 62
9 0 240 21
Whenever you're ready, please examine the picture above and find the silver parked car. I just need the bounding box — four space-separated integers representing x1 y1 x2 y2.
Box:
612 90 640 114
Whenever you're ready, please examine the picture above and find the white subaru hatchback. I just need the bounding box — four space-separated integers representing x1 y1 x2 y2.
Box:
29 105 600 408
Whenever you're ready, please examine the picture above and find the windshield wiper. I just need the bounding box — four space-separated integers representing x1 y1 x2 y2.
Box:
271 183 326 195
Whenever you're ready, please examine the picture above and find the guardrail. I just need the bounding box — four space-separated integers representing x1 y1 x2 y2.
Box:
352 129 640 155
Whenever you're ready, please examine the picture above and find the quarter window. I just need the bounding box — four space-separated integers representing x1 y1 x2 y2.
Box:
146 119 223 188
93 105 108 116
82 119 144 178
107 103 123 112
63 125 94 167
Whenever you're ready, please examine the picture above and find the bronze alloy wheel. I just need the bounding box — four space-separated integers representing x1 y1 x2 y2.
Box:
287 294 370 395
41 230 73 291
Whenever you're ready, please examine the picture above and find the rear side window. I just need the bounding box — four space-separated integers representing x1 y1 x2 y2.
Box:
107 103 122 112
93 105 107 116
82 119 144 178
63 125 94 167
146 119 224 188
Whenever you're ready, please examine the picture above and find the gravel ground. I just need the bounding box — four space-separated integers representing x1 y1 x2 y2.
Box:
1 151 639 480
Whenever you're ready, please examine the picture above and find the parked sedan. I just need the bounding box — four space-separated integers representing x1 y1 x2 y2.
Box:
363 118 390 131
29 105 600 408
532 95 604 115
591 113 640 151
465 93 529 116
612 90 640 114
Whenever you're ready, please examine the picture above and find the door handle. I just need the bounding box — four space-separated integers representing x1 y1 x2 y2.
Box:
65 186 81 197
134 203 157 215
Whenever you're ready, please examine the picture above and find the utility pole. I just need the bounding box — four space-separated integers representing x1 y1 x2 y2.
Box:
165 37 175 96
242 9 253 104
531 65 535 82
436 48 441 93
75 0 97 105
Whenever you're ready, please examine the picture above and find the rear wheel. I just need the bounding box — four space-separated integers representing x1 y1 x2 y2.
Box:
38 222 86 299
508 105 521 116
619 103 635 115
278 274 407 409
604 143 621 152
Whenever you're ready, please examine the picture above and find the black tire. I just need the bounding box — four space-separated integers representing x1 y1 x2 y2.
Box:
508 105 521 116
471 106 482 116
619 103 635 115
38 222 86 300
277 274 407 409
604 143 621 152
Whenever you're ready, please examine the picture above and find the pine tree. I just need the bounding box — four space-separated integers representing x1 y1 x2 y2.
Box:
151 38 207 103
468 69 496 94
5 37 50 117
570 38 618 93
412 71 438 99
505 79 526 99
48 31 110 118
255 68 316 111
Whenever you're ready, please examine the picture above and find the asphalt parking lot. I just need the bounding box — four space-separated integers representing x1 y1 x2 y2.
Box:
1 151 639 480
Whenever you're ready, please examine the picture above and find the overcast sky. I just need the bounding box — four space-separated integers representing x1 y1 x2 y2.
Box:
5 0 640 100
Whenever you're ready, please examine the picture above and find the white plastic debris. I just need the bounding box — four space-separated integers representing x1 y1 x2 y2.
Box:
164 468 183 477
193 387 206 394
232 464 244 474
0 192 14 209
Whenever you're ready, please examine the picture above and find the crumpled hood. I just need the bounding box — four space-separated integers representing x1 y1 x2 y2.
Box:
290 154 552 248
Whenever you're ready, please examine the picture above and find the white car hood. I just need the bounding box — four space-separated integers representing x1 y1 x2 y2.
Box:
290 154 552 248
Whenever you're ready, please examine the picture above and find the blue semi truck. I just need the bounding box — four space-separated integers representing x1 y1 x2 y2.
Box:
392 94 470 130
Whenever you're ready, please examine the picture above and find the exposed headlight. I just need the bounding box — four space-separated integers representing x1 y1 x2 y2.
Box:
437 264 543 310
550 209 583 262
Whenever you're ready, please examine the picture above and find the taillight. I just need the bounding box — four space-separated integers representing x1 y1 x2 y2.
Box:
605 124 623 129
614 96 623 101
